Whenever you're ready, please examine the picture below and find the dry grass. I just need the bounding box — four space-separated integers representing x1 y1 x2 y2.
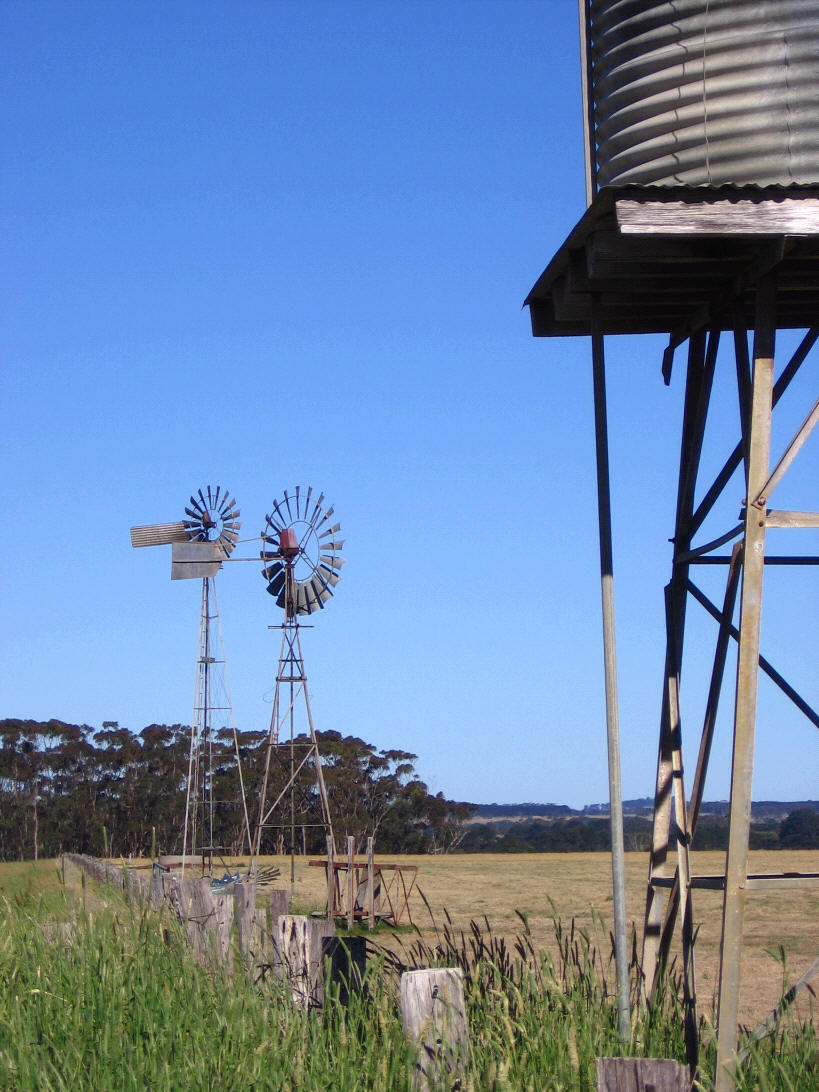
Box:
250 848 819 1028
16 849 814 1029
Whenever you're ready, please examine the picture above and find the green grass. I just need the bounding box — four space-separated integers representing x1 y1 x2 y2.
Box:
0 867 814 1090
0 859 70 917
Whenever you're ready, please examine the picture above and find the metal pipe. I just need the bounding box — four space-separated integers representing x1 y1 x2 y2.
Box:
590 314 630 1040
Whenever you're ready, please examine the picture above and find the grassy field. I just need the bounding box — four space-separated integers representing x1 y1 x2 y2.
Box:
10 850 816 1026
0 853 815 1090
241 848 819 1028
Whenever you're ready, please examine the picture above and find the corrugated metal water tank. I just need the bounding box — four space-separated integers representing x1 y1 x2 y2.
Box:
587 0 819 187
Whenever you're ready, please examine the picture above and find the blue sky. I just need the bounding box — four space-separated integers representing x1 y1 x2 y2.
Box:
2 1 816 808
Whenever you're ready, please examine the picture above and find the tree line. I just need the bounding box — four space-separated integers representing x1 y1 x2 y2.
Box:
0 718 475 862
4 717 816 862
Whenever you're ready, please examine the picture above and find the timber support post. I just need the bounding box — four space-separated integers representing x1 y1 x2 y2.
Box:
400 968 470 1092
276 914 336 1009
596 1057 691 1091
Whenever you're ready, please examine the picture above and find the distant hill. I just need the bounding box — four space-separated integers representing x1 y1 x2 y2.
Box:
475 800 818 821
464 801 819 853
477 802 578 819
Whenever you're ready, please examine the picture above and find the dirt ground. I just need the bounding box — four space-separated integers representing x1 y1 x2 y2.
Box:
251 848 819 1029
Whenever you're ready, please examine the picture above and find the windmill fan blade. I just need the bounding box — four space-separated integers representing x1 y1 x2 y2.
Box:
283 490 294 519
267 570 286 599
316 567 338 594
295 485 301 517
319 522 341 539
315 506 335 530
309 493 325 526
212 485 221 508
198 488 208 510
319 553 345 571
311 573 333 599
300 581 319 613
207 485 213 508
189 495 204 514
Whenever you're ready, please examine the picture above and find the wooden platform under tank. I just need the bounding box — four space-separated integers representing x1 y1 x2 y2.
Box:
525 184 819 341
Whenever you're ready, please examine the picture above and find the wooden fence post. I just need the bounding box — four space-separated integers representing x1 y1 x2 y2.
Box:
596 1058 691 1091
366 837 375 931
212 891 234 966
346 836 355 932
400 968 470 1092
234 879 256 960
276 914 336 1008
326 835 335 918
269 888 288 929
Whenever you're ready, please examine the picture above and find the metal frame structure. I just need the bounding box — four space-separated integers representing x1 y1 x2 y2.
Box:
251 553 336 892
131 487 251 879
526 185 818 1088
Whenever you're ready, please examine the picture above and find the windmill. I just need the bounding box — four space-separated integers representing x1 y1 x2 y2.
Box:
130 487 251 876
251 486 344 889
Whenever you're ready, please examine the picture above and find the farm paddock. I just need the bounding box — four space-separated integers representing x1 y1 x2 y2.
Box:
248 849 817 1029
0 851 815 1090
35 848 818 1027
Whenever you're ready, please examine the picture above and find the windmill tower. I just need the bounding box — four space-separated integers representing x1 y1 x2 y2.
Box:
251 486 344 891
130 487 251 875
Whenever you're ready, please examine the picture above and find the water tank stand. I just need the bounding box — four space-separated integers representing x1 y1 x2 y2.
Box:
526 184 819 1090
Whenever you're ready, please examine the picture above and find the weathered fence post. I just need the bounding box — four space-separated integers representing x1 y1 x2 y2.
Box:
150 863 164 907
179 878 233 966
346 835 355 932
596 1058 691 1091
267 889 288 978
366 837 375 931
234 879 256 960
276 914 335 1008
326 835 335 918
400 968 470 1092
269 888 288 928
211 890 234 966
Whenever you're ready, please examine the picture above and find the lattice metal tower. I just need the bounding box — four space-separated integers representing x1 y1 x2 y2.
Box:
131 486 251 876
251 487 344 892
